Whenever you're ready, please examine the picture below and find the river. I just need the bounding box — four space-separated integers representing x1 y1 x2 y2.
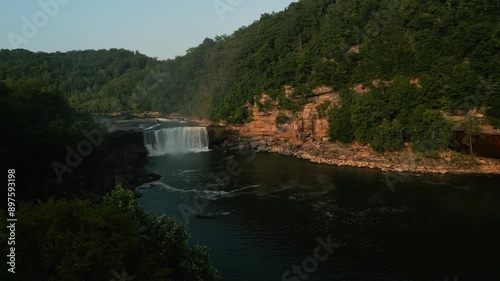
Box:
134 124 500 281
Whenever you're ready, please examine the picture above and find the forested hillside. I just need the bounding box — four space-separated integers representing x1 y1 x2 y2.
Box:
1 0 498 127
0 48 159 113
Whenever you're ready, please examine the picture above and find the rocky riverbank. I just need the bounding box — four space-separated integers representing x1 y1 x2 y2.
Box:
211 88 500 175
218 132 500 175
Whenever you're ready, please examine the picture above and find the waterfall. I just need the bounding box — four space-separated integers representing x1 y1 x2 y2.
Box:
143 127 209 156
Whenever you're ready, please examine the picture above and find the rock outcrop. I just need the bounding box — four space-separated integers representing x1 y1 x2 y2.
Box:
104 89 500 176
230 87 338 141
207 125 230 149
219 133 500 175
215 87 500 175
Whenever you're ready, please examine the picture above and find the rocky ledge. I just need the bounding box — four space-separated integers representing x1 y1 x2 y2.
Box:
218 132 500 175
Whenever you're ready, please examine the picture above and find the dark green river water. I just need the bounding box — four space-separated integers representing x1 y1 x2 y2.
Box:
137 149 500 281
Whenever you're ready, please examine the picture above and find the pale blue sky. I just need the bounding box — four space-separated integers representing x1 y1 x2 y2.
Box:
0 0 295 60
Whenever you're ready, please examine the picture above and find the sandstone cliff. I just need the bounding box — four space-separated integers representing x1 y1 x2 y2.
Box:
231 86 338 142
220 87 500 175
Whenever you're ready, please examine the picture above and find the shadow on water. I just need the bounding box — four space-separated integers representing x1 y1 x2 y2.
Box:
138 150 500 281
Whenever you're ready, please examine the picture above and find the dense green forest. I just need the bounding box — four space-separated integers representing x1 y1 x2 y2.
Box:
1 0 499 150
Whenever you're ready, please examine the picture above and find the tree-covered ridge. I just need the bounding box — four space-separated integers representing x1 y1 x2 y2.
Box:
1 0 498 125
150 0 499 122
0 48 158 113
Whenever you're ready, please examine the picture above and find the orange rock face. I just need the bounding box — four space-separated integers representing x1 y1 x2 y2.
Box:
229 89 339 141
219 86 500 175
409 77 421 88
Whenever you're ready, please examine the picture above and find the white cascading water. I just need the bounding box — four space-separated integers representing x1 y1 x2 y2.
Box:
143 127 209 156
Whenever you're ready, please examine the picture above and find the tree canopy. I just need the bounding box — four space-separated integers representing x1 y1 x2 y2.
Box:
0 186 220 281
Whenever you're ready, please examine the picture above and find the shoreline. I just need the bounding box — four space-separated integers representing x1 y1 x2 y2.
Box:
94 115 500 176
219 133 500 175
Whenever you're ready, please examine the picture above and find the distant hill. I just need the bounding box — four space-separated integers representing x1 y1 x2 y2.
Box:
0 48 159 113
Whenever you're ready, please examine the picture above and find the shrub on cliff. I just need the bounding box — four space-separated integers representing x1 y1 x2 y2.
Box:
316 100 331 119
275 112 290 124
278 95 302 113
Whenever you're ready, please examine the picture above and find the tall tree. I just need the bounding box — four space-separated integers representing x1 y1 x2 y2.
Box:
458 116 483 155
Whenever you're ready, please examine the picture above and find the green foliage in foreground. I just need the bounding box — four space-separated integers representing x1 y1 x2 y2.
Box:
0 186 220 281
0 81 102 199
